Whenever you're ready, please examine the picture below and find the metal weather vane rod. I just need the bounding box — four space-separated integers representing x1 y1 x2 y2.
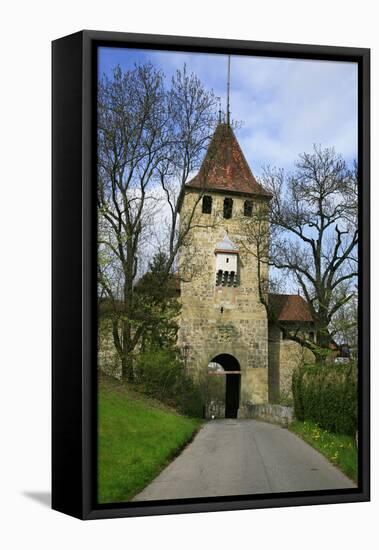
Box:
226 55 231 126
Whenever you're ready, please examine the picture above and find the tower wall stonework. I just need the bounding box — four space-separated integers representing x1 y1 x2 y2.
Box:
179 190 269 414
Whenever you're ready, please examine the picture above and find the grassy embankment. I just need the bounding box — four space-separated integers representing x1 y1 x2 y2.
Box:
98 375 202 503
289 420 358 482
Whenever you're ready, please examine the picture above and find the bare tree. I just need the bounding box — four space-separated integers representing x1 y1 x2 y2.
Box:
242 146 358 364
329 288 358 359
157 65 220 275
97 63 218 381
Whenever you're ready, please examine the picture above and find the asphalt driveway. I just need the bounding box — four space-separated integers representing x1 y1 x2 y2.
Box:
133 419 356 501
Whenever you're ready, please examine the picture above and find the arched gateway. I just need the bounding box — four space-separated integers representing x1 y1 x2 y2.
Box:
208 354 241 418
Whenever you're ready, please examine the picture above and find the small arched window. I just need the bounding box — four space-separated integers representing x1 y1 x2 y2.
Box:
223 197 233 219
202 195 212 214
244 200 253 217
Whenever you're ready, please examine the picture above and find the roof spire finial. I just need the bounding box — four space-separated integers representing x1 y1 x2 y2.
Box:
226 55 231 126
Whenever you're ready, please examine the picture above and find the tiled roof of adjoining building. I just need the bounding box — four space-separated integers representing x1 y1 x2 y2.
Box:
268 293 313 323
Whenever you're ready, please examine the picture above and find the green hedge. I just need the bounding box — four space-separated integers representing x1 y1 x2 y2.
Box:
292 363 357 436
135 350 204 417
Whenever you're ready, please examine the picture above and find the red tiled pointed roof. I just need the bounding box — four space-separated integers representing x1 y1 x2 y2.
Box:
268 294 313 322
185 123 272 198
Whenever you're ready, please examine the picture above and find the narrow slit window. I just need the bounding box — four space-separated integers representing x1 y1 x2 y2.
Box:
202 195 212 214
244 200 253 217
223 197 233 219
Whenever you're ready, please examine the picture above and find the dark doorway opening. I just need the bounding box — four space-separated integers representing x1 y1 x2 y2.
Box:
210 354 241 418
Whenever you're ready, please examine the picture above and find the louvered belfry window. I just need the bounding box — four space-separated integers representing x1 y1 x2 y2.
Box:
202 195 212 214
223 197 233 219
244 200 253 217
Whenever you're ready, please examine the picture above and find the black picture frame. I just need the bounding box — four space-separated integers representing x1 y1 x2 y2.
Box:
52 30 370 520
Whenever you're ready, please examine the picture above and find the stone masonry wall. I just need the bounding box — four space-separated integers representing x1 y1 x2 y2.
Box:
244 403 294 426
268 324 315 402
279 337 314 397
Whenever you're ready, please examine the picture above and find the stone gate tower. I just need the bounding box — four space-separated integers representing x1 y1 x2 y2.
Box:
178 123 273 418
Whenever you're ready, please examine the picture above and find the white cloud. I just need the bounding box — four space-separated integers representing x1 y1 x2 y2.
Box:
229 56 358 172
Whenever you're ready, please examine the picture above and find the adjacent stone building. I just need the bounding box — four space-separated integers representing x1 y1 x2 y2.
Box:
177 123 314 417
267 294 315 403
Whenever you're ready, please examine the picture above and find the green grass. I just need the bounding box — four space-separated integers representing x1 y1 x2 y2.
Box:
289 420 358 482
98 375 203 503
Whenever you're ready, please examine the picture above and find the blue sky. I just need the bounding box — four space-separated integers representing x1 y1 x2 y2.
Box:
98 46 358 175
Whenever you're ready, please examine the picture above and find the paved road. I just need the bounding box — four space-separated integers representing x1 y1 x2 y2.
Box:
133 419 356 501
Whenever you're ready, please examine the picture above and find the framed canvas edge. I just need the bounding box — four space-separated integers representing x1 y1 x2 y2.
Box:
52 30 370 520
52 31 86 520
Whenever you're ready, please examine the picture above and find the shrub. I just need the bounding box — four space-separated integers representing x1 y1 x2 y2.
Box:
135 350 203 417
292 363 357 436
278 390 294 407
